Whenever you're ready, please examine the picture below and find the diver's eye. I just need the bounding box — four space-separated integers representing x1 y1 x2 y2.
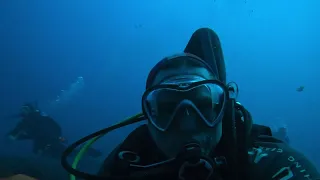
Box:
158 102 177 114
194 99 212 108
146 101 158 117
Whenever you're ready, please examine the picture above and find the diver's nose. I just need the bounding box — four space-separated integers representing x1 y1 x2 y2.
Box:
178 108 197 132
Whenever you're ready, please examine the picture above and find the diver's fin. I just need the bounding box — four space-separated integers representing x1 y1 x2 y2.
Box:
184 28 226 84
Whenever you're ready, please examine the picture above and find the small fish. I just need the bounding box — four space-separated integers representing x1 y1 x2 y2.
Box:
296 86 304 92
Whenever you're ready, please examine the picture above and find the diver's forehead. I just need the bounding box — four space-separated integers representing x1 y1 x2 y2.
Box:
153 67 214 85
154 85 212 99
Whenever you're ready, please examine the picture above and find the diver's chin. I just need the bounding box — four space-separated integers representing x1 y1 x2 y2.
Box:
189 133 219 156
159 144 182 159
158 137 212 158
149 125 217 159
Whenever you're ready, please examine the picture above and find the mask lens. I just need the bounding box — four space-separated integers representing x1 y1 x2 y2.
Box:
143 81 226 131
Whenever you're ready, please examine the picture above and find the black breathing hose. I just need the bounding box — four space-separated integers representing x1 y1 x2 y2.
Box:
223 98 238 180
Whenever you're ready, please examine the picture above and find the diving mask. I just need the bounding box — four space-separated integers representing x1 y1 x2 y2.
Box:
142 76 227 132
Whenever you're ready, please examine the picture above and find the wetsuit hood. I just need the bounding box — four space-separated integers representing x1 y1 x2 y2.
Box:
146 28 226 89
184 28 226 84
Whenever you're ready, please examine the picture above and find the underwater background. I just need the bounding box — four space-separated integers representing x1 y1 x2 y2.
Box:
0 0 319 179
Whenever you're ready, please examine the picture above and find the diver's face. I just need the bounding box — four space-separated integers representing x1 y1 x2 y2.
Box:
147 67 223 158
278 127 288 135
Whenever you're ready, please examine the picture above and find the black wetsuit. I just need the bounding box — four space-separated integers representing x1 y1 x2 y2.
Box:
98 28 319 179
7 112 102 159
7 111 62 154
98 124 320 180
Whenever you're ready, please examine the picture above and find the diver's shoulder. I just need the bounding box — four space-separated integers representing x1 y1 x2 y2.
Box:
248 141 320 180
252 136 291 155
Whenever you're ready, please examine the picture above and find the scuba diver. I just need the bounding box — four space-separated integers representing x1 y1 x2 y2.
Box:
61 28 320 180
296 86 304 92
6 103 63 154
272 126 290 144
6 103 102 159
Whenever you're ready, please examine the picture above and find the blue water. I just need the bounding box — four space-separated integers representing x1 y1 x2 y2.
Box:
1 0 319 176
